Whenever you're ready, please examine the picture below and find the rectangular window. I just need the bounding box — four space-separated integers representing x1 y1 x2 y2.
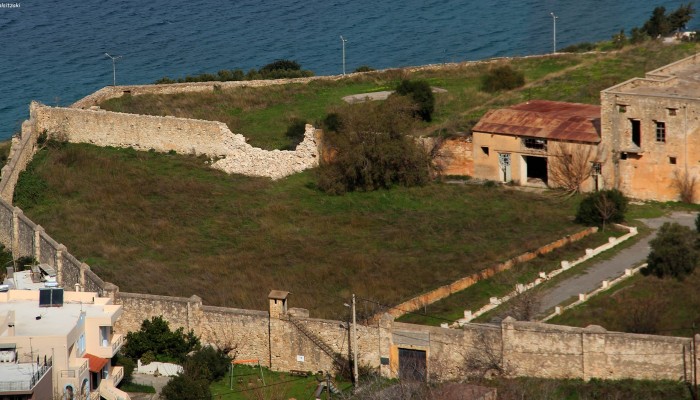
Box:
668 108 677 116
618 105 627 113
655 121 666 142
630 120 641 147
670 157 677 164
592 162 602 175
76 334 86 357
620 152 628 160
523 138 547 151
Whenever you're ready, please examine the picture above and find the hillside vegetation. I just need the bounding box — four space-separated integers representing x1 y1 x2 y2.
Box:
15 143 580 317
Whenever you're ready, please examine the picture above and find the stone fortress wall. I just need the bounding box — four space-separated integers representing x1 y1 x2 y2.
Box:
0 70 696 383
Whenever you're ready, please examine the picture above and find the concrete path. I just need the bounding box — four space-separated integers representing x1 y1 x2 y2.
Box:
538 211 697 313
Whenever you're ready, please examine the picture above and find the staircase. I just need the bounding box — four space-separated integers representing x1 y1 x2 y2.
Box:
288 316 348 371
98 380 131 400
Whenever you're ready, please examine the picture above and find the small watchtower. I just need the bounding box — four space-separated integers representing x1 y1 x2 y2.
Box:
268 290 289 319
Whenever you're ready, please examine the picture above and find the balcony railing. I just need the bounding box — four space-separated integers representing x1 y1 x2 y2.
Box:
0 359 52 392
94 333 125 358
109 366 124 387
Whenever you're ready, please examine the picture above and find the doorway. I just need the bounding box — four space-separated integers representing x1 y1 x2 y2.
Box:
524 155 548 186
398 348 427 382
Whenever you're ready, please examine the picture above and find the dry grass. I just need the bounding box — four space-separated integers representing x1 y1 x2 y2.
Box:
15 144 582 318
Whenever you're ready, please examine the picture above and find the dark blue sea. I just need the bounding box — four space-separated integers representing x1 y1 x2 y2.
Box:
0 0 693 140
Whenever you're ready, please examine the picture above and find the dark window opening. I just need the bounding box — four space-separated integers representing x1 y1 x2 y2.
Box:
523 138 547 151
620 153 628 160
631 120 641 147
592 162 602 175
481 146 489 156
618 105 627 113
524 156 548 185
668 108 677 116
655 121 666 142
670 157 677 164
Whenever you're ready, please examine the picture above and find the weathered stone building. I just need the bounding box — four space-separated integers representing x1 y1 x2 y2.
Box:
601 53 700 202
472 100 603 191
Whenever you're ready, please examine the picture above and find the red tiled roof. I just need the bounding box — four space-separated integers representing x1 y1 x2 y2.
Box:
84 353 108 373
473 100 601 143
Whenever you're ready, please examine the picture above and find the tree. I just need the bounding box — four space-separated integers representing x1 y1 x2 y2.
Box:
284 118 307 149
612 29 628 49
672 169 697 203
669 3 696 32
317 96 433 194
642 6 672 37
184 346 232 382
548 143 598 195
394 79 435 122
123 316 200 363
575 189 628 227
480 65 525 92
630 27 649 44
161 373 211 400
642 222 699 280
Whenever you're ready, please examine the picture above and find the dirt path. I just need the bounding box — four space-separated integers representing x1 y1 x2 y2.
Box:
538 211 697 314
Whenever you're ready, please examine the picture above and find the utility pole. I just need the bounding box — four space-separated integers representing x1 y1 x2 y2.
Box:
550 12 558 53
340 36 347 75
352 294 359 388
105 53 122 86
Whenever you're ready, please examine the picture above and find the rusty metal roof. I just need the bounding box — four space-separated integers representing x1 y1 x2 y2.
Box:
473 100 601 143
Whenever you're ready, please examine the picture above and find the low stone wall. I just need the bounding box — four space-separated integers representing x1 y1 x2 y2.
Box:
32 102 320 180
0 116 39 203
384 227 598 320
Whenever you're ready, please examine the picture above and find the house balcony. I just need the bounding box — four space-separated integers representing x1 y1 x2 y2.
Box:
92 333 125 358
107 365 124 387
60 358 88 379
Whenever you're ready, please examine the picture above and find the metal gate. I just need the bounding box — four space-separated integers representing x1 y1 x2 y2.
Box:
398 348 427 382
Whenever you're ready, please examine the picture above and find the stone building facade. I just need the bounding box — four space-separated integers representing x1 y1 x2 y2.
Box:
472 100 603 191
601 53 700 202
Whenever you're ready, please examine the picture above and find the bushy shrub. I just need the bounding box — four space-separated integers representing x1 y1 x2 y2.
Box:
260 59 301 72
154 59 313 84
642 222 698 280
317 96 432 194
354 65 375 73
184 346 231 382
480 65 525 92
394 79 435 121
123 316 200 363
161 373 211 400
560 42 596 53
575 189 628 227
285 118 307 149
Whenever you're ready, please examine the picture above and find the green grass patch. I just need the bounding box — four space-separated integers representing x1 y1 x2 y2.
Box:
14 143 583 318
211 365 351 400
118 382 156 393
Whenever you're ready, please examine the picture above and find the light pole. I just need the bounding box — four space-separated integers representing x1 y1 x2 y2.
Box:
340 36 347 75
344 294 359 388
104 53 122 86
550 12 558 53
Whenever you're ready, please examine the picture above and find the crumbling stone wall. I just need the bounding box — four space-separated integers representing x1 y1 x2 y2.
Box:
32 102 320 180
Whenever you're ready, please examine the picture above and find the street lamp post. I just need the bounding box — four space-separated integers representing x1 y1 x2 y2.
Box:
340 36 347 75
104 53 122 86
550 12 558 53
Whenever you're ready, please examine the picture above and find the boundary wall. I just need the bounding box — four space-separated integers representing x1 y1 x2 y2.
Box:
112 287 695 383
31 102 320 180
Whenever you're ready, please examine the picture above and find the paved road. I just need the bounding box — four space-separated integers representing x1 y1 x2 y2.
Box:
538 211 697 314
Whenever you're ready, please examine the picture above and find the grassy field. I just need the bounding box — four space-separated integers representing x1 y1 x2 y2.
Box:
210 365 351 400
397 227 628 326
100 41 700 150
14 143 582 318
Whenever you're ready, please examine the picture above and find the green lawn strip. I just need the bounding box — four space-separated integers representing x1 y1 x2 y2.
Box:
210 365 352 400
118 382 156 394
397 227 628 326
14 143 583 318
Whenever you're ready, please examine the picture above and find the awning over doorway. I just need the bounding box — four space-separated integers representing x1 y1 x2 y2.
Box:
84 353 108 373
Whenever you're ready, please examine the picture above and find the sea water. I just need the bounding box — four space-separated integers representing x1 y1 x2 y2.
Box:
0 0 691 139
